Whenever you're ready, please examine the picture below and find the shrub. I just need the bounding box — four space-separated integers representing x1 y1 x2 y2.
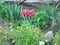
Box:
0 22 47 45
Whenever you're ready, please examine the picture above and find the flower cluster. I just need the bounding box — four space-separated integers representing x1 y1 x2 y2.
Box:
21 9 35 17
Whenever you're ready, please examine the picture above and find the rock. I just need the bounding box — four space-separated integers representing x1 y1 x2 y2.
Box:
39 41 45 45
45 31 53 42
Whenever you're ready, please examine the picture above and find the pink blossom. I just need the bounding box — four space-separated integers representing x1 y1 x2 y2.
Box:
28 9 35 17
21 9 35 17
21 9 29 16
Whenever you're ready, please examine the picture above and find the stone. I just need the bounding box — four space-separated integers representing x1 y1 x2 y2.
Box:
45 31 53 42
39 41 45 45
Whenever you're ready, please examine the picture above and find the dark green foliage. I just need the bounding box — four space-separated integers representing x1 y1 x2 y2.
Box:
33 11 48 28
0 3 22 23
33 3 59 29
41 3 59 27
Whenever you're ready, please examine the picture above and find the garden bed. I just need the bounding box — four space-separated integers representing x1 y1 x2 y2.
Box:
1 1 60 32
0 1 60 45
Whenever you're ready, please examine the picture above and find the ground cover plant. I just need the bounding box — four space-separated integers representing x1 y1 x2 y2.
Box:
0 22 47 45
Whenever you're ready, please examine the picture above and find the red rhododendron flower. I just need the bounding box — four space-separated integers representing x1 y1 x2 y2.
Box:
21 9 35 17
28 9 35 17
21 9 29 16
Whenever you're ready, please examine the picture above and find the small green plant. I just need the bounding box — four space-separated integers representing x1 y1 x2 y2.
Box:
33 3 59 29
33 11 48 29
0 22 47 45
0 3 22 23
53 31 60 45
41 3 59 28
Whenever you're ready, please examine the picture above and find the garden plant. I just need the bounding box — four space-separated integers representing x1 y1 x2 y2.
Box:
0 22 47 45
